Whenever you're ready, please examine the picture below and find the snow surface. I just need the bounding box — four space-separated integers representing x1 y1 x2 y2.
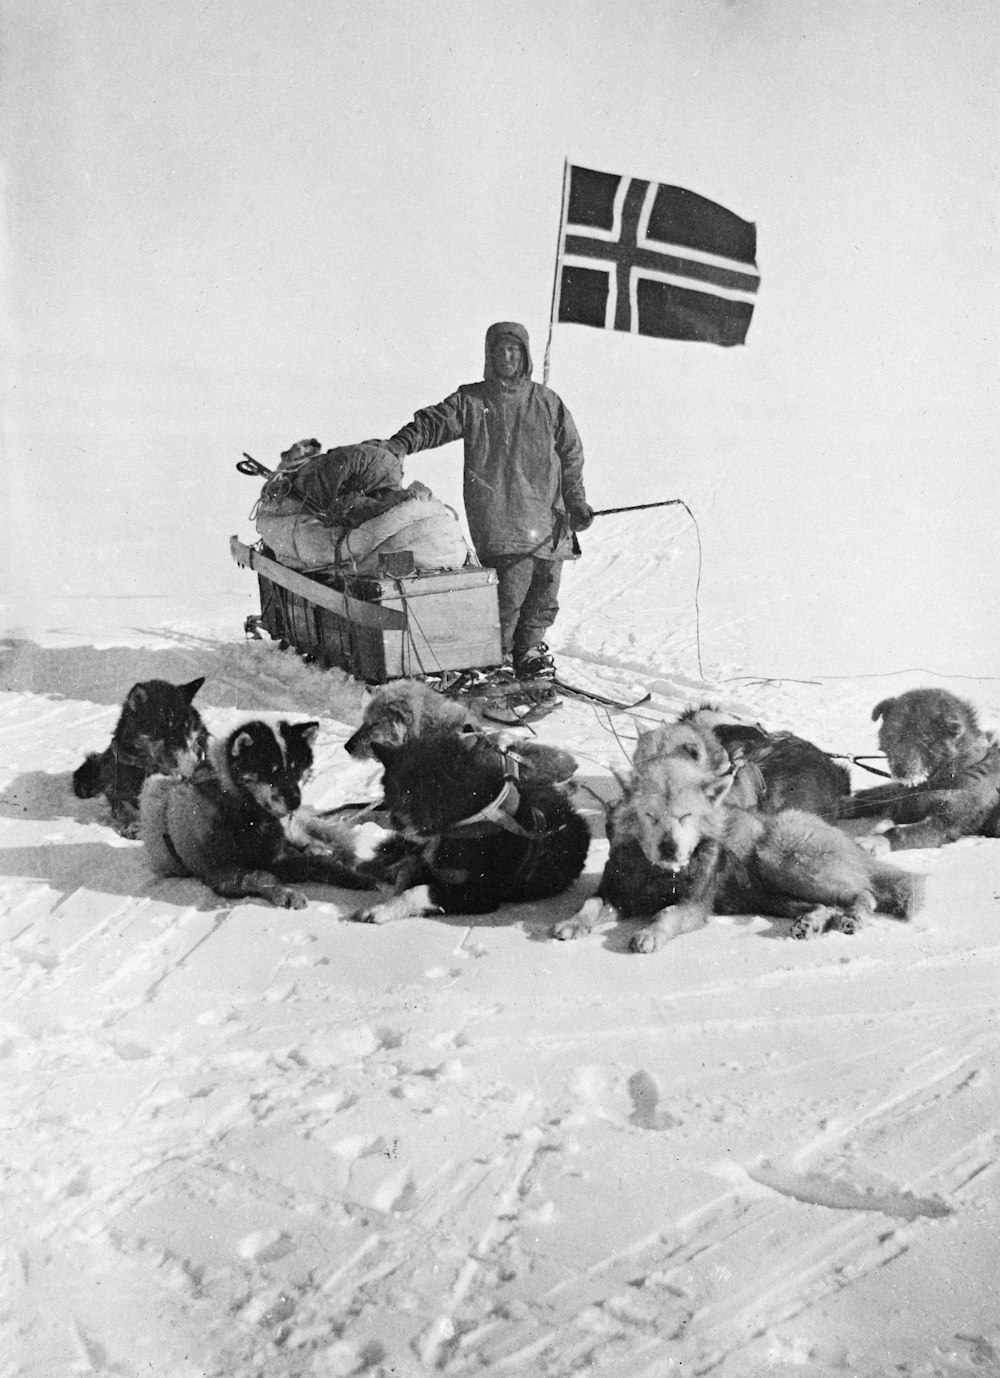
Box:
2 536 1000 1377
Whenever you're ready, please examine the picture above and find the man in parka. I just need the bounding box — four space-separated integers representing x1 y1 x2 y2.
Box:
382 321 593 680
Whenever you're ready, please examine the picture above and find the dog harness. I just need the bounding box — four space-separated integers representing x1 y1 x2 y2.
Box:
405 749 558 887
402 752 531 842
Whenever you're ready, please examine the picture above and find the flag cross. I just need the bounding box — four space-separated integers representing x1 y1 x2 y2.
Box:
563 177 760 333
547 163 760 362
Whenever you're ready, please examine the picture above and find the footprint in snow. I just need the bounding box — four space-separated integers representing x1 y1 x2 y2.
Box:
627 1070 682 1131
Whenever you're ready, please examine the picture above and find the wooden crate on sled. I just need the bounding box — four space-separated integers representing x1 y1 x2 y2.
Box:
230 536 502 683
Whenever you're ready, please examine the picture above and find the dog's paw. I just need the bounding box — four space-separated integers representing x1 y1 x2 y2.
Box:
553 896 603 941
855 832 892 857
834 909 865 935
552 916 590 941
790 905 840 939
350 901 402 924
273 886 308 909
631 924 667 953
632 905 706 951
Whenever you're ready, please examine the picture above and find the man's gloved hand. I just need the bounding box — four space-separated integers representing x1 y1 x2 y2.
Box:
569 503 595 532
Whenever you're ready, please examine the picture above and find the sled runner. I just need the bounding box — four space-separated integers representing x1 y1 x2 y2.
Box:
231 536 503 683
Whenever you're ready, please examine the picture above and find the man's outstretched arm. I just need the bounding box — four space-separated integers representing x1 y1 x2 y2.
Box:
385 391 467 457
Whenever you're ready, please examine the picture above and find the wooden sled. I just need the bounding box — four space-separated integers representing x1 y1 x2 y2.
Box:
230 536 502 683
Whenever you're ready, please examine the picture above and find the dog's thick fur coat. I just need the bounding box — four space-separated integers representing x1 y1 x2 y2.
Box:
345 676 578 787
654 707 850 819
350 733 590 923
555 744 921 952
139 719 373 908
837 688 1000 848
73 677 208 835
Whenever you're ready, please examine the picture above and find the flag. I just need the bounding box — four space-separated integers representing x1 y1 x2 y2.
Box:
555 164 760 347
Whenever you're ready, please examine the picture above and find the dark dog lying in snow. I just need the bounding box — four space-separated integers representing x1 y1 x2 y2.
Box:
344 676 578 788
348 732 591 924
554 718 921 952
837 687 1000 849
139 719 373 908
666 707 849 820
73 676 208 836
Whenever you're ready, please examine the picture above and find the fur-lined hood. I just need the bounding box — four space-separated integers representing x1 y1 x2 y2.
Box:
483 321 533 382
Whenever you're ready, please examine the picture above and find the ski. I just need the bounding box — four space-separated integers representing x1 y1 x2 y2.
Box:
427 668 649 717
480 679 562 724
549 676 651 712
426 670 562 724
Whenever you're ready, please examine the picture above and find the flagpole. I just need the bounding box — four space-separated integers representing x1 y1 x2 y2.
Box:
542 157 570 386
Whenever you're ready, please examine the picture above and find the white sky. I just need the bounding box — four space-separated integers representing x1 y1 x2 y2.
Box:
4 0 999 676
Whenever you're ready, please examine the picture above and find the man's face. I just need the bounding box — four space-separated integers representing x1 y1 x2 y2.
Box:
492 339 524 379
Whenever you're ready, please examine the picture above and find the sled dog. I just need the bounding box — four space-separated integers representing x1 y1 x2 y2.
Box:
644 707 850 819
73 676 208 836
139 719 373 908
349 732 590 924
554 749 921 953
344 676 577 787
837 687 1000 848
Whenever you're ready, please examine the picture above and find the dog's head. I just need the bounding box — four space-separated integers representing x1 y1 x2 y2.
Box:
344 679 470 758
611 755 731 872
371 733 502 836
662 710 772 808
117 676 207 776
221 719 319 816
634 718 730 776
872 688 982 783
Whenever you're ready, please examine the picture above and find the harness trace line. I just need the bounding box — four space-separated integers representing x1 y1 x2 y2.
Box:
828 753 893 779
584 497 707 684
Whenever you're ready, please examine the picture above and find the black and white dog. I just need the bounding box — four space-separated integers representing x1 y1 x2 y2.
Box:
139 718 373 908
349 732 591 924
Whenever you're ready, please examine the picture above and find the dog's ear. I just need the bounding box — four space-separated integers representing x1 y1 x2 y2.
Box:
181 677 206 702
871 698 894 722
293 720 320 747
714 722 769 750
125 683 149 711
231 729 255 758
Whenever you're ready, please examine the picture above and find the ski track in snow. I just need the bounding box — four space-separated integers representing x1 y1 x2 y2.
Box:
2 614 1000 1377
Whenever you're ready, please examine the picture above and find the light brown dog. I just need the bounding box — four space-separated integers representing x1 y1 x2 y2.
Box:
837 688 1000 848
345 678 469 756
344 677 578 787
